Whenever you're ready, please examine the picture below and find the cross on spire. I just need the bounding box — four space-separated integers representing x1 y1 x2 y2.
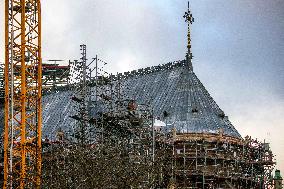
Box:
183 1 194 61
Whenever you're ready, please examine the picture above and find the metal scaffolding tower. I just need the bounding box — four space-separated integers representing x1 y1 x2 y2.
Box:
3 0 42 188
69 44 92 144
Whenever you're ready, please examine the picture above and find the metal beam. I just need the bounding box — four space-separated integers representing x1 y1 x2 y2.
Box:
3 0 42 188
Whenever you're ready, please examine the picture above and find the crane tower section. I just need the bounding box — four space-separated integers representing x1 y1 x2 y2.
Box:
3 0 42 188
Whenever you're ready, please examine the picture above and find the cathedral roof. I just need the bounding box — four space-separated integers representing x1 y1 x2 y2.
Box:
0 60 241 139
38 59 241 139
118 60 241 138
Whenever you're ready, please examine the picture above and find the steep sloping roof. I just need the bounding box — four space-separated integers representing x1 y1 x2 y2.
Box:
119 60 241 138
0 60 241 139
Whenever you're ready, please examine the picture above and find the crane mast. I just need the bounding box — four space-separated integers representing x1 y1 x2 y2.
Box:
3 0 42 188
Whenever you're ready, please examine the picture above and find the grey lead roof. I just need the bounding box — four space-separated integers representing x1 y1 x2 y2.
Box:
0 59 242 139
116 60 241 138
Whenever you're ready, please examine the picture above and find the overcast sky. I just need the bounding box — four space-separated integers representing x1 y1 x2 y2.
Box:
0 0 283 173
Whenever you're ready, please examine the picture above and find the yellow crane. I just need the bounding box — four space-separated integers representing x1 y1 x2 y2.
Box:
3 0 42 188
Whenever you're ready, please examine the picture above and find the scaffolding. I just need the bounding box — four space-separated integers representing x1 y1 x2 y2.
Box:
42 62 70 92
40 85 158 188
170 132 275 188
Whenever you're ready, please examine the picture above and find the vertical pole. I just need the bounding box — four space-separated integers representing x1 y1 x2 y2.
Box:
36 0 43 187
152 107 155 162
8 1 14 187
203 147 207 189
82 46 86 97
117 72 120 111
80 44 87 144
195 141 197 170
183 142 186 187
3 0 10 188
187 1 190 57
171 143 174 178
20 1 27 187
89 67 92 109
183 1 194 69
95 55 98 105
110 73 113 112
67 60 71 87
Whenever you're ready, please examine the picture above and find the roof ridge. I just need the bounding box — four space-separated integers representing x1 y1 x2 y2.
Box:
111 59 187 81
